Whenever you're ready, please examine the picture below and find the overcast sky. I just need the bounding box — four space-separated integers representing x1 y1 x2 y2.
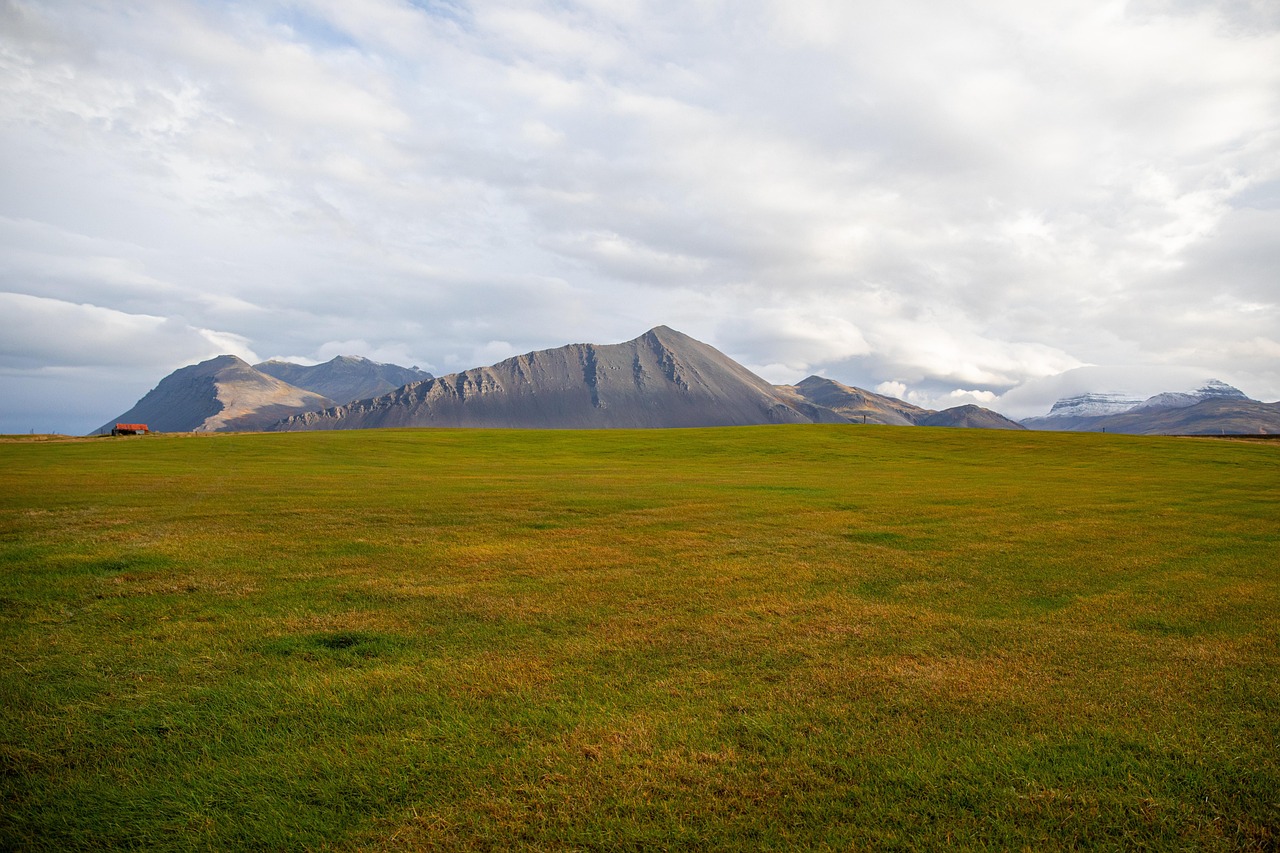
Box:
2 0 1278 433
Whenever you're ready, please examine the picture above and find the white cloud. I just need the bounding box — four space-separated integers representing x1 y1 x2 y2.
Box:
476 5 624 68
720 308 871 376
875 380 908 399
313 339 433 370
867 384 1001 413
543 230 710 283
944 388 998 406
993 364 1240 420
0 292 256 369
470 340 521 366
1 0 1278 429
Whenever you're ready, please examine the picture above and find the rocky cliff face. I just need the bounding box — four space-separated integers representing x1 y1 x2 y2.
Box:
96 355 336 434
274 326 829 430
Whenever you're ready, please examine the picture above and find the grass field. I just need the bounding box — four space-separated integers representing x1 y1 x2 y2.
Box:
1 425 1277 850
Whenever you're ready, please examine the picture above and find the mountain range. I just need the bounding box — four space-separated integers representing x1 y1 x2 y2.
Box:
98 327 1023 434
273 326 1027 432
1021 379 1280 434
255 356 432 408
97 355 432 434
97 326 1278 435
277 326 841 430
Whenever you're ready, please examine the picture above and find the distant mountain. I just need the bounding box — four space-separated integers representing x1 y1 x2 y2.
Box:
1129 379 1247 412
783 376 1020 429
273 329 1024 432
1024 380 1278 434
95 355 336 434
255 356 432 405
1063 397 1280 435
781 376 928 426
1041 392 1143 420
918 405 1025 430
274 326 840 430
99 329 1054 435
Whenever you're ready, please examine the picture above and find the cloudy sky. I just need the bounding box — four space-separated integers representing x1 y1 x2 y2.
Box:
2 0 1278 433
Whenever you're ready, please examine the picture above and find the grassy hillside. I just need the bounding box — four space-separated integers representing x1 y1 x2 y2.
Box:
1 426 1277 850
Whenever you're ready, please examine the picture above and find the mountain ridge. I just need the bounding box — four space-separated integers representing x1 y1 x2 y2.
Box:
1024 379 1278 434
919 405 1025 430
255 356 433 407
102 326 1234 435
1029 397 1280 435
96 355 336 434
274 326 835 431
779 376 927 426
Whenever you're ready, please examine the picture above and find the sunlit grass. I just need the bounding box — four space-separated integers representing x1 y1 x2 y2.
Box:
1 426 1277 849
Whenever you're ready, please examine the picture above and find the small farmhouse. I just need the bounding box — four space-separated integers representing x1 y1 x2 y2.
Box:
111 423 149 436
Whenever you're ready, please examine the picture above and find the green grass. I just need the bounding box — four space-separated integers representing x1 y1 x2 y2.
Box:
1 426 1277 850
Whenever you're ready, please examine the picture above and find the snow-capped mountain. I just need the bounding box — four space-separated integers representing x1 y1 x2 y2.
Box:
1043 392 1143 419
1023 379 1276 434
1131 380 1248 411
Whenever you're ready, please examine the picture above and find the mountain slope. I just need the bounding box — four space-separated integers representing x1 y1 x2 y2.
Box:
1130 379 1248 412
255 356 433 405
918 405 1026 430
96 355 336 434
1024 380 1270 434
1080 397 1280 435
274 326 834 430
781 376 929 426
1035 392 1143 421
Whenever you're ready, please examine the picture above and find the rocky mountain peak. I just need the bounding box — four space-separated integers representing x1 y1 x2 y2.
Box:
1131 380 1249 412
96 354 334 434
275 327 820 431
255 355 432 405
1196 379 1246 399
